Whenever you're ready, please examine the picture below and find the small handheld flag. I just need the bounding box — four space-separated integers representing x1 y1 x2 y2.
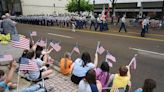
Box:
11 36 30 50
128 54 137 70
0 55 13 62
70 42 80 56
30 31 37 36
96 41 105 55
50 42 61 52
19 58 38 71
105 50 116 67
36 39 47 47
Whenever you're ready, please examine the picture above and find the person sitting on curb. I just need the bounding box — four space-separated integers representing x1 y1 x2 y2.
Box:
60 52 73 75
71 52 98 84
78 69 102 92
107 65 131 92
95 61 111 92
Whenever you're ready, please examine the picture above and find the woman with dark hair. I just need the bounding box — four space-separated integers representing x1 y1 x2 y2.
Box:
134 79 156 92
78 69 102 92
71 52 98 84
95 61 111 90
60 52 73 75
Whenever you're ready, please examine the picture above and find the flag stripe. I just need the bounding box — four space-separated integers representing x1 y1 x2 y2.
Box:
30 31 37 36
97 46 105 55
11 37 30 50
50 42 61 52
19 60 38 71
0 55 13 62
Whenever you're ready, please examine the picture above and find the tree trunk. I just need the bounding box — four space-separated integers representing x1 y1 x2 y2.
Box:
78 0 80 14
111 0 115 24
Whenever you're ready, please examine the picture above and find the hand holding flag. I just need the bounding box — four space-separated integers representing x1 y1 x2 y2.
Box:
96 41 105 55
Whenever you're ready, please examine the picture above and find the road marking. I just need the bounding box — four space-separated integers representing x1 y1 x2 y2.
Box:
77 30 164 42
111 31 164 37
48 27 164 42
25 25 164 42
129 47 164 56
48 33 73 39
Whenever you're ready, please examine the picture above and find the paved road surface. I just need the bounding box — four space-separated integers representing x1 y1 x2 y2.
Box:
16 24 164 92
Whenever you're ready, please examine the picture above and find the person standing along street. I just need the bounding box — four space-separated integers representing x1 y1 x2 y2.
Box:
1 13 18 35
119 15 127 32
141 18 147 37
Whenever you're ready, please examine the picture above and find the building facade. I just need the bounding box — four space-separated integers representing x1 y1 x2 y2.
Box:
90 0 164 18
0 0 22 16
21 0 68 15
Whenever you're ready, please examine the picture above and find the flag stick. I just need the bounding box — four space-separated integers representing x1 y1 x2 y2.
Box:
30 35 34 45
16 70 20 92
105 50 109 62
128 54 138 67
96 41 100 53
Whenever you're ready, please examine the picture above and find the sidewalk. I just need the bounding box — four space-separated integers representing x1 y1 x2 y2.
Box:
0 43 78 92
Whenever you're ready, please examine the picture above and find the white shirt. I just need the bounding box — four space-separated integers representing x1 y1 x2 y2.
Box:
121 17 126 23
72 58 94 77
142 19 147 26
79 80 92 92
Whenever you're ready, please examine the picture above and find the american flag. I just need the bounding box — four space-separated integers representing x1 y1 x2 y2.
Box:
19 58 39 71
30 31 37 36
11 36 30 50
106 3 110 18
0 55 13 62
36 39 47 47
106 53 116 63
50 42 61 52
107 60 113 67
73 46 80 54
129 56 137 70
97 46 105 55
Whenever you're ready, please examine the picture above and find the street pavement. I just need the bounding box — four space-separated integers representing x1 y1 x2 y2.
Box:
2 23 164 92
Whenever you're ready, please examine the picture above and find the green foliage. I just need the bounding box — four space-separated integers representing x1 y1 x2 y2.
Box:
66 0 93 12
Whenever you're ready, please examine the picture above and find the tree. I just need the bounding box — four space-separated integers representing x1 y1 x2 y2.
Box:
66 0 93 13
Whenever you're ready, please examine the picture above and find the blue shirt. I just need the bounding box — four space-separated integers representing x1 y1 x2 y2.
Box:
0 81 9 92
134 88 143 92
72 58 94 77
